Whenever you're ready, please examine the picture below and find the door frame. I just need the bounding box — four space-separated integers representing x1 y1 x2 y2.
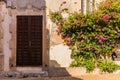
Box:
9 7 49 70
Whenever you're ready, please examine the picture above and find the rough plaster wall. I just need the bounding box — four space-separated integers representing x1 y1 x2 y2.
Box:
47 0 81 67
0 2 4 70
46 0 71 12
47 12 73 67
50 44 72 67
46 0 82 12
1 3 11 71
69 0 82 12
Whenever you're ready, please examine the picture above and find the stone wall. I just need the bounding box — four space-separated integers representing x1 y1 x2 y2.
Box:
1 2 11 71
9 4 48 70
0 2 4 71
0 1 12 71
0 1 47 71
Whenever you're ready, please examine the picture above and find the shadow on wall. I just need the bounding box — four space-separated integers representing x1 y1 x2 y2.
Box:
48 60 82 80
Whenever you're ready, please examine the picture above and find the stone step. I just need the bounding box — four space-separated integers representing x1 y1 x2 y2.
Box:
0 71 48 78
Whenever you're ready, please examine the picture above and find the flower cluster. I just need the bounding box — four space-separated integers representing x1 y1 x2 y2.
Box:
103 14 110 21
95 34 110 44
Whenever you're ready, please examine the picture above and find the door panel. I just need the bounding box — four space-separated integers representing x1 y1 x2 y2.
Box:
17 16 42 66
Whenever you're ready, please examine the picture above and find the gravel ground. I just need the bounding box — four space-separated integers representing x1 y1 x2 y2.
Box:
0 74 120 80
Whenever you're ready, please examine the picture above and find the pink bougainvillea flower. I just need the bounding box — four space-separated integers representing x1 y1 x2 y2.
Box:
105 4 110 9
112 12 118 17
93 47 97 51
95 34 105 44
104 36 110 41
103 45 106 48
61 34 65 39
57 23 61 28
103 14 110 21
56 29 60 35
77 18 81 21
96 34 103 40
99 39 103 44
65 37 70 41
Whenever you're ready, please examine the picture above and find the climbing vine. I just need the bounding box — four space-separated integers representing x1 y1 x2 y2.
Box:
50 0 120 72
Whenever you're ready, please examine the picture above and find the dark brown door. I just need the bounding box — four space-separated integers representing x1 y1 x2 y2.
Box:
17 16 42 66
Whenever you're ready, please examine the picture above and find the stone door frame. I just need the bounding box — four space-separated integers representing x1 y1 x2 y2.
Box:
9 6 49 70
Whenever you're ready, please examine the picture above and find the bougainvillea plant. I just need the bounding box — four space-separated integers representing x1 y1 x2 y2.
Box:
50 0 120 72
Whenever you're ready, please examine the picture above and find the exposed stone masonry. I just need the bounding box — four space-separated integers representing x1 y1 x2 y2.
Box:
0 71 48 78
0 2 4 70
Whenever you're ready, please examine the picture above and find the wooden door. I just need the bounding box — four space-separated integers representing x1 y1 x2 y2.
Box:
17 16 42 66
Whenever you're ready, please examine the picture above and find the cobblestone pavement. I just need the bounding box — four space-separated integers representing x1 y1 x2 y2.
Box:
0 74 120 80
